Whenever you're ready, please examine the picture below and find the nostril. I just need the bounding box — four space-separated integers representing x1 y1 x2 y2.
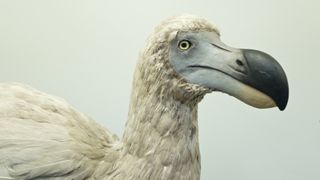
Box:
236 59 244 66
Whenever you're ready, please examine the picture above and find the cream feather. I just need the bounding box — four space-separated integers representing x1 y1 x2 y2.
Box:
0 14 219 180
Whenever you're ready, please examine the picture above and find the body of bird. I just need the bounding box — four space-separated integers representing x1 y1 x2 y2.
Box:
0 15 288 180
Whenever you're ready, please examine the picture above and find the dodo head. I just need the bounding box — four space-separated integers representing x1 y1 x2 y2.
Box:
139 14 288 110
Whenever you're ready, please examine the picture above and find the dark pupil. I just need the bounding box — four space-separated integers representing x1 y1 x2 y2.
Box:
181 42 188 48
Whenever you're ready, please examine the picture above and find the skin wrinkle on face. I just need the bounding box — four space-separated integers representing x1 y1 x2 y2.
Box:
169 31 279 109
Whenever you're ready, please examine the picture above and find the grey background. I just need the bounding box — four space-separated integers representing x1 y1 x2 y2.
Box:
0 0 319 179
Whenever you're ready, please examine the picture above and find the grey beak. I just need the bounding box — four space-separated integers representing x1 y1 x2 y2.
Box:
241 49 289 110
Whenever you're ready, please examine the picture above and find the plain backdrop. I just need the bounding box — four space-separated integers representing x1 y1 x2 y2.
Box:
0 0 319 179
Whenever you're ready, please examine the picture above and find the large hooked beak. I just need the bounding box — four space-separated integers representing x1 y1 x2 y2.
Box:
237 49 289 110
170 32 289 110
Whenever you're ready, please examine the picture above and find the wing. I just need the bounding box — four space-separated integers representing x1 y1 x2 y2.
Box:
0 83 121 179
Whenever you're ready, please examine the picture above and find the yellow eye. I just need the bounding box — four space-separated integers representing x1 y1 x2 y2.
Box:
178 40 191 50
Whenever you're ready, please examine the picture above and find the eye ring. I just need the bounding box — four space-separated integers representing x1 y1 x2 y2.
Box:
178 40 191 50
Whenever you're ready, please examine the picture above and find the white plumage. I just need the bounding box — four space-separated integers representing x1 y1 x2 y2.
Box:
0 14 215 180
0 83 121 179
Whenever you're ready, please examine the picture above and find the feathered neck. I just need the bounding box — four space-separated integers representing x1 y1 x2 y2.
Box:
119 48 206 179
118 15 215 178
